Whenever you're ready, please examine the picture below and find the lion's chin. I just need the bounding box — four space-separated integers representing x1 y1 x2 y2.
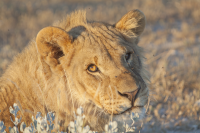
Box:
112 106 146 127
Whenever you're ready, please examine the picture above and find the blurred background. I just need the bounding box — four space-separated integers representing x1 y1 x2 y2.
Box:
0 0 200 132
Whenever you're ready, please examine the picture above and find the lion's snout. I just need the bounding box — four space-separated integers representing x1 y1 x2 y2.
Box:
118 86 140 107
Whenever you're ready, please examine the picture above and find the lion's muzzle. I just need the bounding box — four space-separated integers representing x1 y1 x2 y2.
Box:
118 86 140 107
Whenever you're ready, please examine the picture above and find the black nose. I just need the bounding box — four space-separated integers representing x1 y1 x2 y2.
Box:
118 86 140 106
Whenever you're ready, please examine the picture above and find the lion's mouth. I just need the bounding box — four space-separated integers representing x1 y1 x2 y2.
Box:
101 85 148 115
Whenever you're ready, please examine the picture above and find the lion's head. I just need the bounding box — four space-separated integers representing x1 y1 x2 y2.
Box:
36 9 149 131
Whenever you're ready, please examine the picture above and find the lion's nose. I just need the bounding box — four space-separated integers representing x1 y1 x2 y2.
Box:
118 86 140 106
124 89 139 106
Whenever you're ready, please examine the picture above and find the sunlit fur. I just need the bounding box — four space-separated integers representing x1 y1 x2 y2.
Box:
0 10 149 132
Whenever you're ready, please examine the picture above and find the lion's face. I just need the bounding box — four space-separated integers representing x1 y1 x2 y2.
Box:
36 9 149 126
64 26 148 115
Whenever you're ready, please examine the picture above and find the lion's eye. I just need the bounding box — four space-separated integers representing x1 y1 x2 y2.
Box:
125 53 131 61
88 64 98 72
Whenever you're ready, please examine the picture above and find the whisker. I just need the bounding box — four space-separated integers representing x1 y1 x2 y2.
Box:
145 96 150 113
94 82 101 98
92 103 98 117
114 86 118 99
55 88 61 131
109 85 114 122
37 83 48 114
83 91 87 104
64 70 76 118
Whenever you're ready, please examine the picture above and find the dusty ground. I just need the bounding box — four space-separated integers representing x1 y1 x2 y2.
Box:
0 0 200 132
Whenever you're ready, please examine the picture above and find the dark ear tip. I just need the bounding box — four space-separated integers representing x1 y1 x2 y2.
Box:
132 9 144 14
130 9 146 20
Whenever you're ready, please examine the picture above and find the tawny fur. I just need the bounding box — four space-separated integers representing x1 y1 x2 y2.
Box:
0 10 149 132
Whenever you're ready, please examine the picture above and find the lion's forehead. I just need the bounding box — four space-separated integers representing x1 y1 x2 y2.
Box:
70 24 139 73
74 24 132 57
76 39 124 68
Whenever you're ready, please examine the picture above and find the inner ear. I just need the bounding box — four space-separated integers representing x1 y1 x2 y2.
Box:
50 45 64 62
36 26 73 68
56 51 64 60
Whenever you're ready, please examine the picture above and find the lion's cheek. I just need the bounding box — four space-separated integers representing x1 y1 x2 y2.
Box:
99 95 132 114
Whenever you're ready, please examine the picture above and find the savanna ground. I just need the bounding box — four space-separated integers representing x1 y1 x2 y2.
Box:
0 0 200 132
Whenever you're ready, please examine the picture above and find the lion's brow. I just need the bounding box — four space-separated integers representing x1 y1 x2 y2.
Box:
94 56 98 65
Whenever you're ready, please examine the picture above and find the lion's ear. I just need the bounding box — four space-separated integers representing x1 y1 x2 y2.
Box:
36 26 73 75
115 9 145 37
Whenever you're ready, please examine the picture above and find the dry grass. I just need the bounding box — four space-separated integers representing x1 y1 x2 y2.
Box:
0 0 200 132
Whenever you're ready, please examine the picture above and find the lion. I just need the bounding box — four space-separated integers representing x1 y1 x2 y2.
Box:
0 9 149 132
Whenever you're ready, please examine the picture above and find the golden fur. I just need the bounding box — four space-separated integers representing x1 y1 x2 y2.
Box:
0 10 149 132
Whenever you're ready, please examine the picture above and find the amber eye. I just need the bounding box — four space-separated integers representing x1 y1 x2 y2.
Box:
125 53 131 61
88 64 98 72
